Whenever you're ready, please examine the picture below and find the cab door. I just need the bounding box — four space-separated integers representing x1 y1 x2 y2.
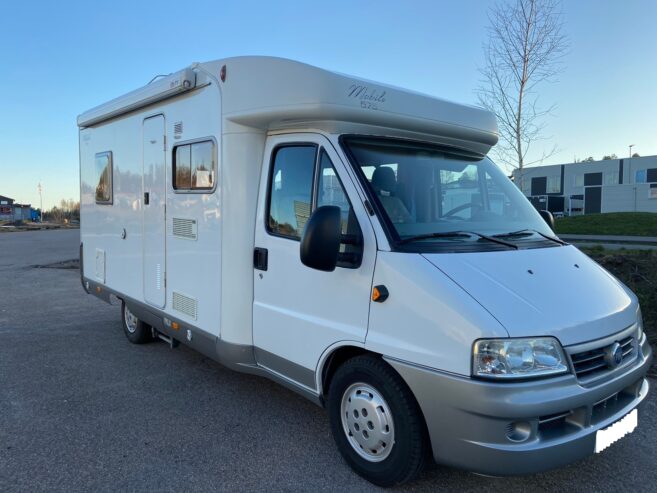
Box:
252 133 376 390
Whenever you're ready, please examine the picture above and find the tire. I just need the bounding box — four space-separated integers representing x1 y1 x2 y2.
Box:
327 355 428 487
121 300 153 344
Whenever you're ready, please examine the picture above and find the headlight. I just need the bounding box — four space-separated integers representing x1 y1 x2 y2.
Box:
472 337 568 379
637 308 644 341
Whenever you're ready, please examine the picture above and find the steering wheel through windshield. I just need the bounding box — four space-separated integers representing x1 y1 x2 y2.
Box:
443 202 481 219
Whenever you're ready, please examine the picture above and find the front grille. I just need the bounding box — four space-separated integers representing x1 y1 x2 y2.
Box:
538 410 578 439
534 377 644 441
570 336 634 381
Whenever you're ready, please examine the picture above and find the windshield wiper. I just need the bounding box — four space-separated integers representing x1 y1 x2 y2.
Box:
493 229 567 245
399 230 518 249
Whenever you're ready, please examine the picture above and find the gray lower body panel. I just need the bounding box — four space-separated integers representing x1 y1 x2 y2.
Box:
386 337 652 476
82 276 323 406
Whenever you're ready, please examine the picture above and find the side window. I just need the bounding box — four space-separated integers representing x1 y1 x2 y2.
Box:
547 175 560 193
95 151 113 204
267 145 317 240
317 150 363 267
317 150 354 236
173 140 215 191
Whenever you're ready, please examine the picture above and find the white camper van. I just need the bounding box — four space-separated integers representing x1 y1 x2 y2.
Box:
78 57 652 486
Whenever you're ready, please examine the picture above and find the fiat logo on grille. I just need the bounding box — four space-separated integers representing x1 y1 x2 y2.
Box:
604 342 623 368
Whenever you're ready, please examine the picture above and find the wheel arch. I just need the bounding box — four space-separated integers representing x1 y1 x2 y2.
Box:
318 343 372 401
319 347 434 458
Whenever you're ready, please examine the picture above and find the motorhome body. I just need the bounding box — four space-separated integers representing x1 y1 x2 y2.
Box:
79 57 651 486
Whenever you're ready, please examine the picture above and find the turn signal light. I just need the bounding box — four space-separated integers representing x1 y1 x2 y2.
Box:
372 285 389 303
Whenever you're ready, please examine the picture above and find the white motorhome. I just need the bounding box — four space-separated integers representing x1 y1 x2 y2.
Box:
78 57 652 486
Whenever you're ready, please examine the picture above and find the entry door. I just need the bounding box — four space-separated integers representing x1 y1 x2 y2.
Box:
143 115 167 307
252 134 376 390
584 186 602 214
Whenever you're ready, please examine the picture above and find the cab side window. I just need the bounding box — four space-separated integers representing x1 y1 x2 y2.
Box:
316 150 362 266
266 144 362 268
267 145 317 240
317 150 354 235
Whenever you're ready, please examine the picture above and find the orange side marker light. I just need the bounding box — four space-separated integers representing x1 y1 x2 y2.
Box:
372 285 389 303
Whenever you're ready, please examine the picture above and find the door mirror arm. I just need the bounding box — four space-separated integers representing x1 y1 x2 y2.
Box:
538 209 555 230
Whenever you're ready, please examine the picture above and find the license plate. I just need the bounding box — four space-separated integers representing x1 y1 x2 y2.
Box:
595 409 638 453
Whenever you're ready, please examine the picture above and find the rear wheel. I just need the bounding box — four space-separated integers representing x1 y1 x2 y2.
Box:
327 355 428 487
121 301 153 344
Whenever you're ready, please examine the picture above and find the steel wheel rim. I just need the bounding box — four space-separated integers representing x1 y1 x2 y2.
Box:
124 305 138 333
340 382 395 462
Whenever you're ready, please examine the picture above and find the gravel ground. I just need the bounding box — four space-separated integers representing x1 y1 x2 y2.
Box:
1 229 656 492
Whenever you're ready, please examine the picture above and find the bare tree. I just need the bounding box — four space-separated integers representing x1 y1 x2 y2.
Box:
477 0 568 181
44 199 80 223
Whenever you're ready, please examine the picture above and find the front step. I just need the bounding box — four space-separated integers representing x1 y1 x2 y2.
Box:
152 328 180 348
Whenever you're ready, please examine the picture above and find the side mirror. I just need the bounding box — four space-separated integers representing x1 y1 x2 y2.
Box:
300 206 342 272
539 209 555 230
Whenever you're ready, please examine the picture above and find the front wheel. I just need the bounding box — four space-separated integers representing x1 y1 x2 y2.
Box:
327 355 428 487
121 301 153 344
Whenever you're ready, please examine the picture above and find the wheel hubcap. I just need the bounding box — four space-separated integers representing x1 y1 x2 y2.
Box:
340 383 395 462
124 305 138 333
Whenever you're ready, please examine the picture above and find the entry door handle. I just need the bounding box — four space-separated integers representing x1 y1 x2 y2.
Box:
254 247 268 271
144 192 150 205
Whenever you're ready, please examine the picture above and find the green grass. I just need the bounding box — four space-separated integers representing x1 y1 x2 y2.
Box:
555 212 657 236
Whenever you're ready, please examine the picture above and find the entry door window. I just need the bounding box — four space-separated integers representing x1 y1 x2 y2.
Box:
267 145 317 239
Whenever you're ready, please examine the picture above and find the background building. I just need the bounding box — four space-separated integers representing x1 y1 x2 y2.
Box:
0 195 33 222
512 155 657 215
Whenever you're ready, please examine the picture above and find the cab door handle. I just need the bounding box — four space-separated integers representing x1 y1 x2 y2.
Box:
254 247 268 271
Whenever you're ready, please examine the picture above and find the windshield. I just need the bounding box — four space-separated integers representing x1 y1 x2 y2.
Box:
342 137 554 249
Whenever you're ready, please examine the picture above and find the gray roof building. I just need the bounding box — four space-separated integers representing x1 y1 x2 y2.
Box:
511 155 657 215
0 195 32 222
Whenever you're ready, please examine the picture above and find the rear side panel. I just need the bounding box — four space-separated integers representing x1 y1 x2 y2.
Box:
80 81 223 337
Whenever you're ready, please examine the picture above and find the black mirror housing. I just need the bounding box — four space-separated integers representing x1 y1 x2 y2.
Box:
539 209 555 230
300 206 342 272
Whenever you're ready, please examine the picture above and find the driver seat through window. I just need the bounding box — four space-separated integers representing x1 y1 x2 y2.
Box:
371 166 412 224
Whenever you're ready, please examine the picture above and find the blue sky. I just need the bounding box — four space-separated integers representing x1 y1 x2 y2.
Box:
1 0 655 209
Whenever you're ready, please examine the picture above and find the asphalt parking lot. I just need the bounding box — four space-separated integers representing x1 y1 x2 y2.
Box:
1 229 656 492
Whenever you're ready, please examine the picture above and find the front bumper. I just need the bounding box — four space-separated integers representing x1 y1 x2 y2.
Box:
386 335 652 476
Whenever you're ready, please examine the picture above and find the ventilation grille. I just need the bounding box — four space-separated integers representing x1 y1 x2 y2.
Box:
173 121 183 135
172 292 197 319
95 249 105 283
173 217 197 240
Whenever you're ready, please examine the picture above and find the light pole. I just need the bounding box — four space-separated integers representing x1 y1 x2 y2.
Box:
38 183 43 222
628 147 636 212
